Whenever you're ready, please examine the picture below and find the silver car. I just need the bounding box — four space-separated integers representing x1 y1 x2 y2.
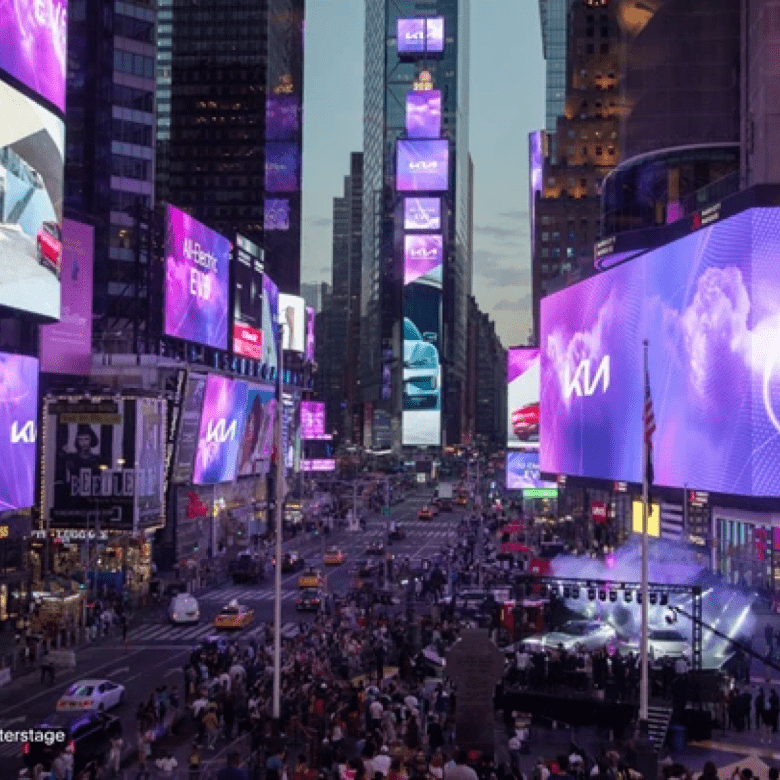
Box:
535 620 617 652
647 628 690 661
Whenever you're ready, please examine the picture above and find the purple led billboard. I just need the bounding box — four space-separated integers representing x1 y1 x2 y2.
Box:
507 451 555 491
406 90 441 139
301 401 326 440
397 18 425 53
192 375 247 485
404 198 441 231
265 95 299 140
0 0 67 112
396 140 449 192
264 199 290 231
540 206 780 497
265 142 300 193
404 235 443 285
425 17 444 53
164 205 230 350
0 353 38 511
508 348 540 449
262 274 279 372
305 306 315 362
528 131 544 262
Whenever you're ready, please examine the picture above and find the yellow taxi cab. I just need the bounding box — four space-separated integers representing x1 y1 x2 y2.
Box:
214 600 254 629
323 547 346 566
298 567 325 589
418 505 433 520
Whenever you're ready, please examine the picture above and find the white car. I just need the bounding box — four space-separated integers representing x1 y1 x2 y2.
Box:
532 620 617 652
169 593 200 624
57 679 125 711
648 628 690 661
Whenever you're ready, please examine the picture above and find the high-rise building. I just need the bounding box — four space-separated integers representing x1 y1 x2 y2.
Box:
361 0 472 451
156 0 304 293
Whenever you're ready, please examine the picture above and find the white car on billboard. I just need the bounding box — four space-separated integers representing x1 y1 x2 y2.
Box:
403 317 439 409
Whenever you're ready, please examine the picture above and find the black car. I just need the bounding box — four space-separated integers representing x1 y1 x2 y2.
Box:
280 552 305 573
229 553 265 584
352 559 382 579
365 541 385 556
296 587 323 612
23 711 121 776
388 526 406 541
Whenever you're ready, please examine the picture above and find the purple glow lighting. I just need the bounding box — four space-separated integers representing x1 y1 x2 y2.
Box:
541 205 780 497
305 306 315 362
0 0 67 111
300 459 336 472
264 199 290 231
404 235 443 285
404 198 441 231
528 131 543 260
301 401 326 440
192 375 247 485
265 95 299 140
508 348 540 449
397 18 425 53
265 142 300 192
0 353 38 511
262 275 279 371
164 205 230 350
406 90 441 139
425 17 444 53
396 140 449 192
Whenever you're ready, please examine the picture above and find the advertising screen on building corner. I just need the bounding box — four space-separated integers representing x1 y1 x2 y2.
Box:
507 347 540 450
396 140 449 192
540 205 780 497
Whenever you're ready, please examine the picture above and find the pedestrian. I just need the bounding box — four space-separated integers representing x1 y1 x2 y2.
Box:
189 743 203 780
108 733 123 777
217 750 249 780
204 705 220 749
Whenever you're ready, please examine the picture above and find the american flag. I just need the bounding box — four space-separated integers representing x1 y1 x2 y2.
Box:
644 365 656 496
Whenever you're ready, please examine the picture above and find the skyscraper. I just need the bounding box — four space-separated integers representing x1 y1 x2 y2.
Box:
361 0 472 451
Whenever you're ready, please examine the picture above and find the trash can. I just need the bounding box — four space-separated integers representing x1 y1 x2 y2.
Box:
669 724 686 753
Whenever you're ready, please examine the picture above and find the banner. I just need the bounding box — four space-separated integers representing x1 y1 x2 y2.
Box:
135 398 166 526
236 383 276 477
172 373 207 483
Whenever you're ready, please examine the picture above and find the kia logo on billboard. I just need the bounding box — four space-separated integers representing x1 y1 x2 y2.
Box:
564 355 610 398
409 161 438 171
205 418 237 444
10 421 36 444
409 248 438 259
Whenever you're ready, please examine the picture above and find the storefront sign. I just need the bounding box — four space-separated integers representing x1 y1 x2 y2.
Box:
688 490 709 507
32 528 110 541
613 481 628 493
591 501 608 523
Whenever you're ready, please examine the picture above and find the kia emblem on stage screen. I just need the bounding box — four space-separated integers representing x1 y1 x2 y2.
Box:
508 348 540 449
301 401 326 440
0 353 38 511
406 90 441 139
193 375 247 485
540 205 780 498
404 235 443 285
0 0 67 112
0 81 64 319
164 205 230 350
404 198 441 231
397 18 425 53
265 142 300 193
396 140 449 192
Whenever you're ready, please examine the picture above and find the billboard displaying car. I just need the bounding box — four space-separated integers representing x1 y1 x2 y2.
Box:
278 293 305 353
164 205 230 350
0 352 38 511
507 348 540 449
406 90 441 139
540 205 780 497
396 140 449 192
0 81 64 319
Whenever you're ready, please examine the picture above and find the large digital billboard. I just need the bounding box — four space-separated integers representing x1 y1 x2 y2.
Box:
164 205 230 350
232 235 264 360
404 198 441 231
406 90 441 139
278 293 305 353
540 206 780 497
0 81 64 319
39 219 93 374
265 95 299 140
261 274 279 372
172 373 207 484
0 0 67 112
396 140 449 192
404 235 443 284
508 348 540 449
135 398 165 525
264 199 290 231
265 142 300 193
507 451 555 491
301 401 326 440
236 383 275 477
305 306 315 362
192 375 247 485
397 17 444 55
0 353 38 511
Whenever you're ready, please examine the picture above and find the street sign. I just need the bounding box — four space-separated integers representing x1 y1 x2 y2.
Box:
382 506 391 517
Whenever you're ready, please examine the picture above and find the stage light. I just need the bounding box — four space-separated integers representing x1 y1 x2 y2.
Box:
588 588 596 601
572 586 580 599
624 591 632 603
649 593 658 605
599 590 606 602
563 586 571 599
660 594 668 606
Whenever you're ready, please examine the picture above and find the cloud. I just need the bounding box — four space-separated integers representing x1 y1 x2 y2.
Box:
493 295 530 312
305 217 332 229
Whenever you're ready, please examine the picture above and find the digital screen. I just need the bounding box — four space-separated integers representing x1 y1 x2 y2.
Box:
0 81 64 319
396 139 449 192
397 18 425 53
508 348 540 449
404 198 441 231
265 95 300 141
404 235 443 285
135 398 165 522
300 459 336 473
232 236 264 360
0 353 38 511
506 451 555 491
540 206 780 497
265 142 300 193
529 131 544 263
164 205 230 350
172 373 207 484
425 17 445 53
264 199 290 231
406 90 441 139
262 274 279 371
236 383 276 477
0 0 67 111
301 401 326 440
39 219 93 374
278 293 305 353
305 306 315 362
192 375 247 485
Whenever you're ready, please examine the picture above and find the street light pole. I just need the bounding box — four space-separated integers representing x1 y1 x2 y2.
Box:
272 325 285 722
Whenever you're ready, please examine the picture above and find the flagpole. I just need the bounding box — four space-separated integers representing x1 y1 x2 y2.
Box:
640 339 649 729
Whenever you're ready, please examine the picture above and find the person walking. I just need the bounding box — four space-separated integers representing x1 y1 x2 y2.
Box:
107 733 123 777
188 743 202 780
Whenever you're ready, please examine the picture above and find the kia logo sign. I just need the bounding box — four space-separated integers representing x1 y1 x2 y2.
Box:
10 420 36 444
564 355 610 398
205 418 237 443
591 501 608 523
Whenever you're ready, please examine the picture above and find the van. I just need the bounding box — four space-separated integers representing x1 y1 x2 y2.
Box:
169 592 200 624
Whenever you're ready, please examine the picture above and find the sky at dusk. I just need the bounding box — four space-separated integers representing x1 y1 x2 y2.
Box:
300 1 545 349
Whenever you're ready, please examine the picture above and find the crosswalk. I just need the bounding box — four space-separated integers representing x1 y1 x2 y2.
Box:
126 619 271 644
196 585 300 603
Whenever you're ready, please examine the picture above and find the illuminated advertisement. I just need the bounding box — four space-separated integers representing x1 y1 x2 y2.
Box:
0 0 67 111
301 401 326 440
507 347 540 449
265 142 300 193
301 437 335 472
528 131 543 261
0 353 38 511
404 198 441 231
265 95 299 140
396 139 449 192
402 246 442 447
192 375 247 485
172 373 206 484
507 451 555 491
397 17 444 55
404 235 443 284
540 206 780 497
301 459 336 473
39 219 93 374
164 205 230 350
135 398 165 525
232 235 264 360
305 306 315 362
406 90 441 139
261 274 279 372
236 383 275 477
278 293 305 353
264 199 290 231
0 81 64 319
425 17 444 53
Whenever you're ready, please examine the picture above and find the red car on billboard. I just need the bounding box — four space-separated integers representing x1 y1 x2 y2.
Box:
37 221 63 279
512 402 539 441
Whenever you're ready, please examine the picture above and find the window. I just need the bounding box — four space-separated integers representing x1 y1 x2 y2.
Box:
540 248 549 259
582 147 587 156
596 146 602 156
566 247 575 259
580 178 588 189
541 231 549 241
600 43 609 54
552 231 560 242
587 43 594 54
568 178 576 188
547 177 556 186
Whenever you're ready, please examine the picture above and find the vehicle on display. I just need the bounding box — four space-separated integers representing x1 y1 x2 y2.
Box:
512 402 540 442
298 567 325 589
36 220 63 279
214 600 254 629
275 552 305 572
418 506 434 520
296 587 324 611
229 552 265 584
365 541 385 556
403 317 439 410
648 628 691 660
323 547 346 565
56 679 126 712
169 593 200 624
525 620 618 652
